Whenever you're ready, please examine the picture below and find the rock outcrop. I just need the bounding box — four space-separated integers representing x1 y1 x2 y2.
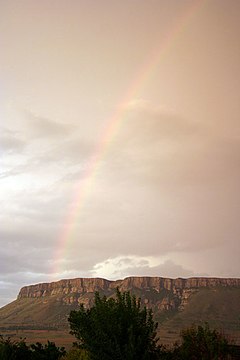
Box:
18 276 240 298
17 276 240 311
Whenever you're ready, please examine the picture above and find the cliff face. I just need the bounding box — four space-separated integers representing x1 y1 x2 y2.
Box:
18 276 240 299
17 276 240 311
18 278 112 299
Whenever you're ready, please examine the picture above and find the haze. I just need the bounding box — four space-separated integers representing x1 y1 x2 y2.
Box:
0 0 240 307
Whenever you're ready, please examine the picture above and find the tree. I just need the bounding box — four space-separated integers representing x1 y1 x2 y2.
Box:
176 323 232 360
68 289 161 360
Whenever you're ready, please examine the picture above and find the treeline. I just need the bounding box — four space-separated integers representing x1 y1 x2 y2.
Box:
1 289 239 359
1 327 237 360
0 337 66 360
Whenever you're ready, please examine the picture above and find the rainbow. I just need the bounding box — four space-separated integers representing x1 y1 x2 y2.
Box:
52 0 206 277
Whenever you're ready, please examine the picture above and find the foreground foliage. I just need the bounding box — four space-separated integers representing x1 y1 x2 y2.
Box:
160 323 235 360
62 347 90 360
179 323 231 359
68 288 160 360
0 336 66 360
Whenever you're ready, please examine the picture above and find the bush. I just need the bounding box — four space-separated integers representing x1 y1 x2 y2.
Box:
174 323 233 360
62 347 90 360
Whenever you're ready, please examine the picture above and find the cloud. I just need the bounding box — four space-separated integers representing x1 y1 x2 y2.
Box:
0 107 98 184
35 137 95 165
0 229 55 275
99 102 240 190
92 255 197 280
0 127 26 153
0 167 25 179
23 110 74 139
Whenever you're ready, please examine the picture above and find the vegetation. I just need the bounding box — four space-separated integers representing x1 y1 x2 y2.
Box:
0 336 66 359
159 323 235 359
68 288 161 359
178 323 231 359
62 347 89 360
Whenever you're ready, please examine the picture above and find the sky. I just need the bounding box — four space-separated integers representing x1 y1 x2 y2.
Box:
0 0 240 307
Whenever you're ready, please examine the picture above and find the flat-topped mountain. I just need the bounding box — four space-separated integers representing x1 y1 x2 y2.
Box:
1 277 240 344
18 276 240 300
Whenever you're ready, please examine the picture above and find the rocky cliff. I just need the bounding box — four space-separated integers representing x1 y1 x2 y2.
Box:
17 276 240 311
18 277 240 299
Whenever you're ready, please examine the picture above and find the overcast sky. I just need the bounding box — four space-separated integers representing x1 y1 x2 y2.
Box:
1 0 240 307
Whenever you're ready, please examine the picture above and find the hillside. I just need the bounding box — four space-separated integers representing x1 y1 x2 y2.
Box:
0 277 240 345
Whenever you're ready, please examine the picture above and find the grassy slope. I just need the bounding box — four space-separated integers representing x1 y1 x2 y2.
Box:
158 287 240 345
0 296 78 328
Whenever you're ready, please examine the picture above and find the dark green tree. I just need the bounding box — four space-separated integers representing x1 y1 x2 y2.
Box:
68 289 160 360
176 323 232 360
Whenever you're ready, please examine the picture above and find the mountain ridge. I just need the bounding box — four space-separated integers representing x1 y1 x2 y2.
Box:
17 276 240 301
1 276 240 345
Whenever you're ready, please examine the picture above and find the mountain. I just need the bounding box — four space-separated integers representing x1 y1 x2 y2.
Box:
0 277 240 345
